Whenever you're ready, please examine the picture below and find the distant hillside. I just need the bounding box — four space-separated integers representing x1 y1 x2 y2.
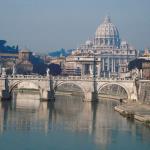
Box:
48 48 74 57
0 40 19 54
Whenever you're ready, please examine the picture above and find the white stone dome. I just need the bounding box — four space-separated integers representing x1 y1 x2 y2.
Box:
94 16 120 48
95 16 119 38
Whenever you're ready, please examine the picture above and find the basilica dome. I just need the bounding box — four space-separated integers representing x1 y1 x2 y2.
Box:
95 16 119 38
95 16 120 48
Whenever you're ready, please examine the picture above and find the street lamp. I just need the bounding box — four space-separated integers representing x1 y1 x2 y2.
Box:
47 67 55 101
92 54 98 102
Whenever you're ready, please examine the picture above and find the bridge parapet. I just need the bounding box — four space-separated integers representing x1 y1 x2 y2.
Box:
0 75 48 80
53 76 133 82
0 74 134 81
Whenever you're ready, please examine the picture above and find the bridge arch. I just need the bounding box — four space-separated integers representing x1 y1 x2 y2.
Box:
9 81 46 100
9 81 40 93
98 82 130 100
54 81 86 99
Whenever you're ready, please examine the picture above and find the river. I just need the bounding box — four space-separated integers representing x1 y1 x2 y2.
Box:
0 92 150 150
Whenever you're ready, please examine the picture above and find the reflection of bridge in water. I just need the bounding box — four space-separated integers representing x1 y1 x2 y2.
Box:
0 94 150 148
0 75 138 101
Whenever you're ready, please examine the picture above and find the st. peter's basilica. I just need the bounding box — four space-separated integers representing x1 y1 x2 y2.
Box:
62 16 138 77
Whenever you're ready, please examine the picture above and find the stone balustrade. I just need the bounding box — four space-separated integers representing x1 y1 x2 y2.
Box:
53 76 133 81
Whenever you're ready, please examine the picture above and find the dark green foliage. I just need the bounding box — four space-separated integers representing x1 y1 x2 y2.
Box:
31 56 47 75
0 40 18 53
128 58 150 70
48 48 74 57
48 63 62 76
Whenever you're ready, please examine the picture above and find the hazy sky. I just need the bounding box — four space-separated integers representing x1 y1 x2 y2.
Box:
0 0 150 53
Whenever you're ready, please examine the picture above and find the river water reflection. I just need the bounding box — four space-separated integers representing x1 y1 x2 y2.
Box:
0 92 150 150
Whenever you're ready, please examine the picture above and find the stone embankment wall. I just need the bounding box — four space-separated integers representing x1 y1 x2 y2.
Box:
138 80 150 103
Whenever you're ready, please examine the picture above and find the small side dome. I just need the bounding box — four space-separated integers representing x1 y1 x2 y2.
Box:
85 40 93 46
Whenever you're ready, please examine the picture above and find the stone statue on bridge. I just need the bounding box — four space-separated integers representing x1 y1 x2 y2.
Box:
12 64 16 75
46 68 50 77
1 67 6 77
132 68 139 79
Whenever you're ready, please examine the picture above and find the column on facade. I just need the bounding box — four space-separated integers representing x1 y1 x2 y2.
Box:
114 59 116 73
119 58 121 64
81 64 85 76
102 58 105 72
108 38 110 46
104 71 106 78
119 58 121 69
89 64 93 76
99 38 101 45
97 64 100 77
108 71 111 78
107 57 110 71
103 39 105 45
111 59 114 73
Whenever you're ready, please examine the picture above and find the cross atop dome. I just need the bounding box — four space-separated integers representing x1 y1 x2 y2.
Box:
104 15 111 23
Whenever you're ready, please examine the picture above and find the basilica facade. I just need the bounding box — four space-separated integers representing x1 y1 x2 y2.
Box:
65 16 138 77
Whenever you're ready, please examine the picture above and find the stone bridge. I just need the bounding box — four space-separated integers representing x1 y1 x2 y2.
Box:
0 74 51 100
0 74 138 101
53 76 138 101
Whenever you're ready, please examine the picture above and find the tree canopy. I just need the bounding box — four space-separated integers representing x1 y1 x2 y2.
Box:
48 63 62 76
128 58 150 70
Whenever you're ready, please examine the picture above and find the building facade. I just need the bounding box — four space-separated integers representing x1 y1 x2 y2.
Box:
65 16 138 77
16 49 33 74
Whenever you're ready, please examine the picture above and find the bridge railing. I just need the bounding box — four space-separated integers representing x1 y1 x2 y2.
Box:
2 75 48 80
53 76 134 81
0 74 134 81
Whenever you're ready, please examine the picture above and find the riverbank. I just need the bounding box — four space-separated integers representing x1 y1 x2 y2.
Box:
114 102 150 126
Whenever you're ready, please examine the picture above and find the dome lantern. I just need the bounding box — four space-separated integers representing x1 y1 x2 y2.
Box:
104 15 111 23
